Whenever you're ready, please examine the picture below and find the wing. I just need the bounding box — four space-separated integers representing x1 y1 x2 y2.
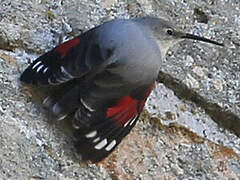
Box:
20 28 112 85
73 83 155 162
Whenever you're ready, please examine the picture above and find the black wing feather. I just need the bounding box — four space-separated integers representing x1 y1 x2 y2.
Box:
20 28 108 86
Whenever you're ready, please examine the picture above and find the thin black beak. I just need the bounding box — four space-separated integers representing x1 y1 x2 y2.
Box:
181 33 224 46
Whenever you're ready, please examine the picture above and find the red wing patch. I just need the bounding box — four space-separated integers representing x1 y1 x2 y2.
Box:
106 83 156 127
56 38 80 58
106 96 141 126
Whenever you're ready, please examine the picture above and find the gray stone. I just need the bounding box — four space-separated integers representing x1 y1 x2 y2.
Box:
0 0 240 179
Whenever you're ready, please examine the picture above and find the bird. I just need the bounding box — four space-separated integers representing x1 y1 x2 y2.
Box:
20 16 224 162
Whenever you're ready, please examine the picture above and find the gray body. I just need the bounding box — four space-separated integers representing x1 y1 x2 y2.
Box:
46 18 167 112
96 19 161 85
76 19 163 108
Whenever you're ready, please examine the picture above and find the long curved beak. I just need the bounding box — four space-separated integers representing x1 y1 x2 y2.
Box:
181 33 224 46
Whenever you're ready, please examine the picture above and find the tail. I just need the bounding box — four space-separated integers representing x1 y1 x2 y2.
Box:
42 82 81 120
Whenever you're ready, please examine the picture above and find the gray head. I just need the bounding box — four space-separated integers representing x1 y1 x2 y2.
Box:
135 17 224 58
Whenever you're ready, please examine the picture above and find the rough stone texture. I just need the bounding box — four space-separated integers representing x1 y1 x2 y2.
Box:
0 0 240 179
156 0 240 137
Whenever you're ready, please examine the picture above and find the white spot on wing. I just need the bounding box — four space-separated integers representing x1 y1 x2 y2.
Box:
52 103 67 121
36 65 44 72
124 119 131 127
105 140 116 151
48 78 52 84
94 138 107 150
56 76 68 83
72 123 80 129
80 98 95 112
72 118 80 129
85 130 97 138
42 96 50 106
43 67 48 73
57 114 67 121
48 78 58 85
93 137 100 143
129 115 138 126
74 110 81 120
61 66 74 78
123 115 138 127
32 61 41 69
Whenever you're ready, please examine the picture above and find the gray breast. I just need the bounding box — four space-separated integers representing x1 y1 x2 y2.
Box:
96 19 162 85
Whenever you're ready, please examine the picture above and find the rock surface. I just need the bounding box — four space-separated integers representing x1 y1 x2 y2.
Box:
0 0 240 179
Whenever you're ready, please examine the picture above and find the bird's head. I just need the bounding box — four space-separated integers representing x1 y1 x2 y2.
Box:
136 16 224 58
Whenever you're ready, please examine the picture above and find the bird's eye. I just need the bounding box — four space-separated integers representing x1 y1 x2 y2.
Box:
166 29 174 35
